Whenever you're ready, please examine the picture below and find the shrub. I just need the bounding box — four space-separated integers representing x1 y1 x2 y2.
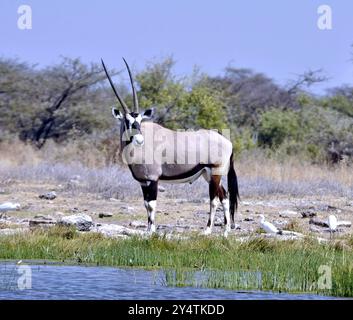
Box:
258 109 301 148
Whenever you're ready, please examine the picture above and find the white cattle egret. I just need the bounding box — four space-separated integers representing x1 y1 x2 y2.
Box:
259 214 281 235
328 215 338 239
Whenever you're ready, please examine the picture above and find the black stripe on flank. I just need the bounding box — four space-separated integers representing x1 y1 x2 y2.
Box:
159 164 211 181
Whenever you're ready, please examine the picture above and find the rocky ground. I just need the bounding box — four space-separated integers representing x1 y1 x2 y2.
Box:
1 179 353 240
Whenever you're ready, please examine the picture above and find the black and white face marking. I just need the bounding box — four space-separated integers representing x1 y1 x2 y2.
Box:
112 107 154 146
126 112 144 145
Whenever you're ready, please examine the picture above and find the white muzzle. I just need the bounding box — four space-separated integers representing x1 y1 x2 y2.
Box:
133 134 144 146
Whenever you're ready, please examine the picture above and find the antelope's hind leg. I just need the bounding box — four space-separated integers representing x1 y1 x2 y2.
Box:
204 176 231 237
141 181 158 234
219 185 231 237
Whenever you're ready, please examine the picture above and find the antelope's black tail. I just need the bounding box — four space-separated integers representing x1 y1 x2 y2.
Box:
227 152 240 229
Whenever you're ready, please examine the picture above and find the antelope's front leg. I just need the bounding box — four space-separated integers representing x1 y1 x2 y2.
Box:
221 198 231 237
141 181 158 234
204 198 219 235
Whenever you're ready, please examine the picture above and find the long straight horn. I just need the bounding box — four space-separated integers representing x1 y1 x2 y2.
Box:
101 59 130 114
122 58 139 112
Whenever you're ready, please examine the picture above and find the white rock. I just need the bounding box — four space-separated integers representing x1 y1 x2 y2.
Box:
262 233 302 241
281 230 304 237
39 191 57 200
0 202 21 212
337 221 351 228
91 224 145 238
59 214 93 231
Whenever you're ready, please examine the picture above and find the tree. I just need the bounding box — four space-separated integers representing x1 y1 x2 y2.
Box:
185 87 226 131
200 68 298 128
326 85 353 118
0 57 118 148
286 69 328 96
136 57 227 131
136 57 187 128
258 109 301 148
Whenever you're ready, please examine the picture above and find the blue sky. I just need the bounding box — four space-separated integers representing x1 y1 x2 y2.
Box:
1 0 352 94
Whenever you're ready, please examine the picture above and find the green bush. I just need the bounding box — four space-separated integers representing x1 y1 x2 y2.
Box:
1 56 353 164
186 87 227 131
258 109 301 148
233 128 257 156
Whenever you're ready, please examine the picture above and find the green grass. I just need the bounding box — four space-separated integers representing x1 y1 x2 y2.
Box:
1 226 353 297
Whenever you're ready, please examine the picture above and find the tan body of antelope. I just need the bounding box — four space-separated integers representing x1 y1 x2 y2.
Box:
102 59 239 237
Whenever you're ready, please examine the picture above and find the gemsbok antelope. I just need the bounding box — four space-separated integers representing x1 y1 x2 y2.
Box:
101 58 239 237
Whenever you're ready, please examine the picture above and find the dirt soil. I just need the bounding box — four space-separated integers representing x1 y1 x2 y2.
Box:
1 180 352 239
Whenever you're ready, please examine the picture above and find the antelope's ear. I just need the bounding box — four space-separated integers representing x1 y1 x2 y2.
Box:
142 108 154 120
112 107 123 120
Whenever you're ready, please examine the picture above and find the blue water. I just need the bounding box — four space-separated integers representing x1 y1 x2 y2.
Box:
0 262 339 300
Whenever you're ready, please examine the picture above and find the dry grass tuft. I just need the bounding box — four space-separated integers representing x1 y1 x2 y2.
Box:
0 140 352 199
